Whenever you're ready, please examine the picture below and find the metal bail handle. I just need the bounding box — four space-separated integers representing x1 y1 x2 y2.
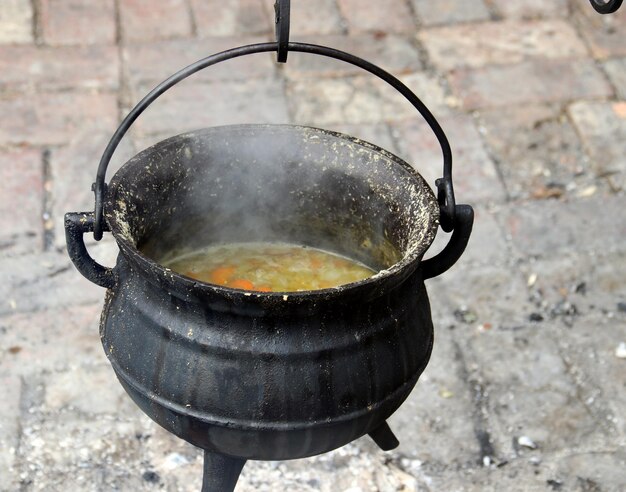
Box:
590 0 623 13
92 42 458 240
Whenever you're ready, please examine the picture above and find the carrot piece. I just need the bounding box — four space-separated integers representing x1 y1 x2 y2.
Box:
255 285 272 292
229 278 255 290
209 266 236 285
310 256 322 269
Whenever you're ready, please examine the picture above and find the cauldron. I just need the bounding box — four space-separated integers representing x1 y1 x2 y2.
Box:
65 40 473 491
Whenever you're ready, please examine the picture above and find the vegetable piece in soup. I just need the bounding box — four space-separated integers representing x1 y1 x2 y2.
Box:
163 242 376 292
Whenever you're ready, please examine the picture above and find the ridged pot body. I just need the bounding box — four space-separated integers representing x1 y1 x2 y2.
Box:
101 256 433 460
100 125 440 460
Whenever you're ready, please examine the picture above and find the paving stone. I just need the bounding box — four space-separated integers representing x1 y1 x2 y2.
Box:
119 0 192 43
547 448 626 492
429 262 532 328
282 33 423 79
568 100 626 192
501 194 626 260
412 0 491 27
0 148 43 254
239 441 421 491
40 0 116 46
465 323 613 457
0 0 34 44
50 129 136 248
449 58 613 110
477 103 595 200
264 0 343 36
284 33 423 78
574 1 626 59
0 304 102 374
588 252 626 314
240 444 424 492
0 252 106 316
402 460 552 492
390 113 506 204
190 0 271 37
43 364 135 415
400 72 452 114
554 313 626 441
0 92 118 146
123 36 275 94
495 0 569 19
419 19 588 71
17 409 148 491
288 72 448 127
0 375 21 491
0 45 119 92
604 57 626 99
388 310 482 467
140 426 203 491
337 0 416 34
519 250 626 318
132 78 289 139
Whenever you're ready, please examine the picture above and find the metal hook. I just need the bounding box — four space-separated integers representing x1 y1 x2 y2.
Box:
590 0 623 13
274 0 290 62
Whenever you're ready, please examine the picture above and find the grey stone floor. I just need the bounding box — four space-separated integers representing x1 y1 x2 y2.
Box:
1 0 625 490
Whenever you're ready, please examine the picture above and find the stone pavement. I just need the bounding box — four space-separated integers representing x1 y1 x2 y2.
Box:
1 0 625 490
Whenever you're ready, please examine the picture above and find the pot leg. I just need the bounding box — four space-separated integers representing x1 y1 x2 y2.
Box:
201 450 246 492
368 421 400 451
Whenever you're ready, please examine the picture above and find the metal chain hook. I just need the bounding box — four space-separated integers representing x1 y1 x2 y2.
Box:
590 0 623 13
274 0 290 62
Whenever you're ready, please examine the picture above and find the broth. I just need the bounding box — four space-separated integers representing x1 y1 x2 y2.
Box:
162 242 376 292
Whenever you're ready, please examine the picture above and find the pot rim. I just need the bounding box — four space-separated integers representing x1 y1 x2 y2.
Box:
104 124 440 302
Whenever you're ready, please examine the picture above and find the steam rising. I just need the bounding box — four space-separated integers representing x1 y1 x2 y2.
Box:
107 125 439 272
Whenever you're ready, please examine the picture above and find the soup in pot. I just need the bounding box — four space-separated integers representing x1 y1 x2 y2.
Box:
162 242 376 292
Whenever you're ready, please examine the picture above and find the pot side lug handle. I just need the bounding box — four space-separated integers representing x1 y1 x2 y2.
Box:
422 204 474 280
64 212 115 289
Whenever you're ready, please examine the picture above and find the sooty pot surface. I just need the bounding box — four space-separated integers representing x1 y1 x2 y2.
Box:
100 124 440 460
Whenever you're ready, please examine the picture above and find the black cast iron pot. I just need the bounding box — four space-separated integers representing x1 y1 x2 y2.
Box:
65 41 473 491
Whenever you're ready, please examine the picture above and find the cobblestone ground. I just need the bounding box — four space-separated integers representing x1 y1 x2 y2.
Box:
1 0 626 491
